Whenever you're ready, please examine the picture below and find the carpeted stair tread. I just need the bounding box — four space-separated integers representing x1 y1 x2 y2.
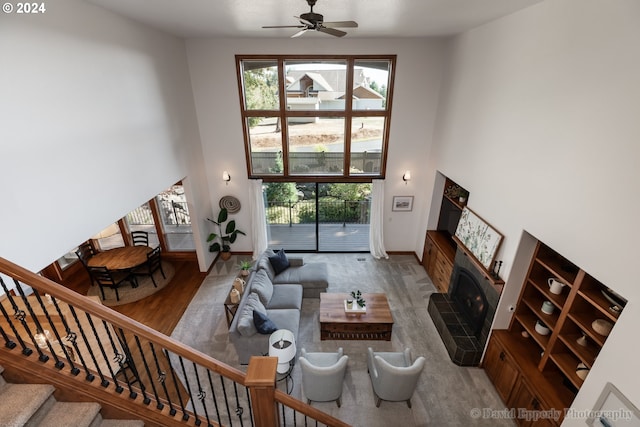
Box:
0 383 54 427
100 419 145 427
38 401 101 427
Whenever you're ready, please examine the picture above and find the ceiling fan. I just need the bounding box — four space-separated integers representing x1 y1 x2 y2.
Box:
262 0 358 38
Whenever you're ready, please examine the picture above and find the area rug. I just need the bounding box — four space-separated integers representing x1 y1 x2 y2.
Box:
170 254 513 427
86 262 174 307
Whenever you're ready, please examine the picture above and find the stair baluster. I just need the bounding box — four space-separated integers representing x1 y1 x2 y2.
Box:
149 342 177 415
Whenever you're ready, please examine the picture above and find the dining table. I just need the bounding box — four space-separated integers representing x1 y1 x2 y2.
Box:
87 246 152 271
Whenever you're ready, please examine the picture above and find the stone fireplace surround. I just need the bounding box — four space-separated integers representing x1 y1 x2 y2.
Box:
427 248 500 366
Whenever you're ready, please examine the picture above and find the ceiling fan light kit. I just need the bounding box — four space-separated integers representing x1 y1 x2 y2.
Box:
262 0 358 38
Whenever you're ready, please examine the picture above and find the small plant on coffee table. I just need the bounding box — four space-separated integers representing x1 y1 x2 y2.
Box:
350 290 366 308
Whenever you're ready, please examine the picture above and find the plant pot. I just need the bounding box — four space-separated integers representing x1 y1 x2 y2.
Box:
221 252 232 261
240 270 249 277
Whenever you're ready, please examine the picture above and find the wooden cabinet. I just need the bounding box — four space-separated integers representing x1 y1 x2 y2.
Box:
484 337 519 402
509 380 556 427
484 241 627 426
422 231 455 293
484 332 567 426
433 250 454 293
422 176 470 292
421 232 437 276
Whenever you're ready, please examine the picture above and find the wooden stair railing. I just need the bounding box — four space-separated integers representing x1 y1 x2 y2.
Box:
0 257 350 427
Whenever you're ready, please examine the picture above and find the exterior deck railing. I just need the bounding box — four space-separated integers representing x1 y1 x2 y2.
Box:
266 200 370 226
251 151 382 175
0 257 350 427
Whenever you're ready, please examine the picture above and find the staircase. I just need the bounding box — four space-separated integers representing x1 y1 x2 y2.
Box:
0 366 143 427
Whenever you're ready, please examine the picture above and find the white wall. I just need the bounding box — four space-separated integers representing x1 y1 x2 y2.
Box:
0 0 209 271
430 0 640 422
185 37 447 254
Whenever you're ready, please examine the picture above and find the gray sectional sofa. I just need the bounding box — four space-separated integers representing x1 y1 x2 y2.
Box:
229 249 329 364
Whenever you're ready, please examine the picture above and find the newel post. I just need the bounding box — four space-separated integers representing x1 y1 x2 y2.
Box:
246 356 278 427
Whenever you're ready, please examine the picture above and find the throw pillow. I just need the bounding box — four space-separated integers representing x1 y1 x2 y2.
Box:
268 249 290 275
251 269 274 306
253 310 278 334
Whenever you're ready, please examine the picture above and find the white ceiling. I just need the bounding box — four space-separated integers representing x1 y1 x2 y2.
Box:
86 0 543 39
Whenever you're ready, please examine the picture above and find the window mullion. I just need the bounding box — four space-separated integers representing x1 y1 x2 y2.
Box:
344 58 355 177
278 58 290 177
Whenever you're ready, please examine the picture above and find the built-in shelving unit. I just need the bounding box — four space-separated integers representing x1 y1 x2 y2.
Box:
484 240 627 425
422 177 470 292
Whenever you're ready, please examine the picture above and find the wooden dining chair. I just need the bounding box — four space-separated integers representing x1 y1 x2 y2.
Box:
76 241 99 286
131 231 149 247
75 242 97 267
89 266 137 301
133 246 165 287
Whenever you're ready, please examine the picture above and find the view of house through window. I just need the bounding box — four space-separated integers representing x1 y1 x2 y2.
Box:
155 184 195 251
264 181 371 252
125 202 160 248
237 56 395 179
92 223 125 251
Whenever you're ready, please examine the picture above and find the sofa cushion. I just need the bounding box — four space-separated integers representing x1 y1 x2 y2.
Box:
237 293 266 337
257 249 276 281
253 311 278 334
266 284 303 310
273 262 329 289
268 249 290 275
265 309 300 339
251 269 274 306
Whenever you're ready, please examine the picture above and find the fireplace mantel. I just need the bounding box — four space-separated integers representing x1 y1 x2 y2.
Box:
452 235 504 294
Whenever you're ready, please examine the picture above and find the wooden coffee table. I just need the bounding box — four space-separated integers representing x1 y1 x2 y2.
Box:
319 293 393 340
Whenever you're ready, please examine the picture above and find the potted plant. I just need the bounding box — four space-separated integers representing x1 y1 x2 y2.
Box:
238 260 252 276
207 208 246 261
456 188 469 204
350 290 366 308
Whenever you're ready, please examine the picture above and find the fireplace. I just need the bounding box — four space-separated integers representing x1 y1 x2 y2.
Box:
449 268 487 337
427 249 499 366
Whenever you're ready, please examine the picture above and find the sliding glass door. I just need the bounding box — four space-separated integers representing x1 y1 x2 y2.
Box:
264 182 371 252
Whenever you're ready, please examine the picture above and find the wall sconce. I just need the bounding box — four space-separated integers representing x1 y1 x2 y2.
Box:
402 170 411 184
222 170 231 185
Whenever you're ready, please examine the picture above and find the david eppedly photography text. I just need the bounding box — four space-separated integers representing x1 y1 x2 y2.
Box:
470 407 634 422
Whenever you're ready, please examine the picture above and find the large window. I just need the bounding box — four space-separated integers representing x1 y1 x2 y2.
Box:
237 56 395 181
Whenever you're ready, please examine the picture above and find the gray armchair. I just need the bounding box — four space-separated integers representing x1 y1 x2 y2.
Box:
299 347 349 407
367 347 425 408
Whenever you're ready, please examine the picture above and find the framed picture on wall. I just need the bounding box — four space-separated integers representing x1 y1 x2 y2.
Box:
454 207 503 270
392 196 414 212
586 382 640 426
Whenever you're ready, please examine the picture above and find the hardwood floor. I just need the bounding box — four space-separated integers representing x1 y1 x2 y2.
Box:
66 258 207 335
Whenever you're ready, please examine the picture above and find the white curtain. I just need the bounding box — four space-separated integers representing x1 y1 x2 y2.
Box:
369 179 389 259
249 179 268 259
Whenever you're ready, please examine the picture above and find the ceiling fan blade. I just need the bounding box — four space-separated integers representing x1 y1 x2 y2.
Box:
322 20 358 28
317 26 346 37
295 16 314 27
262 25 306 29
291 28 309 38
